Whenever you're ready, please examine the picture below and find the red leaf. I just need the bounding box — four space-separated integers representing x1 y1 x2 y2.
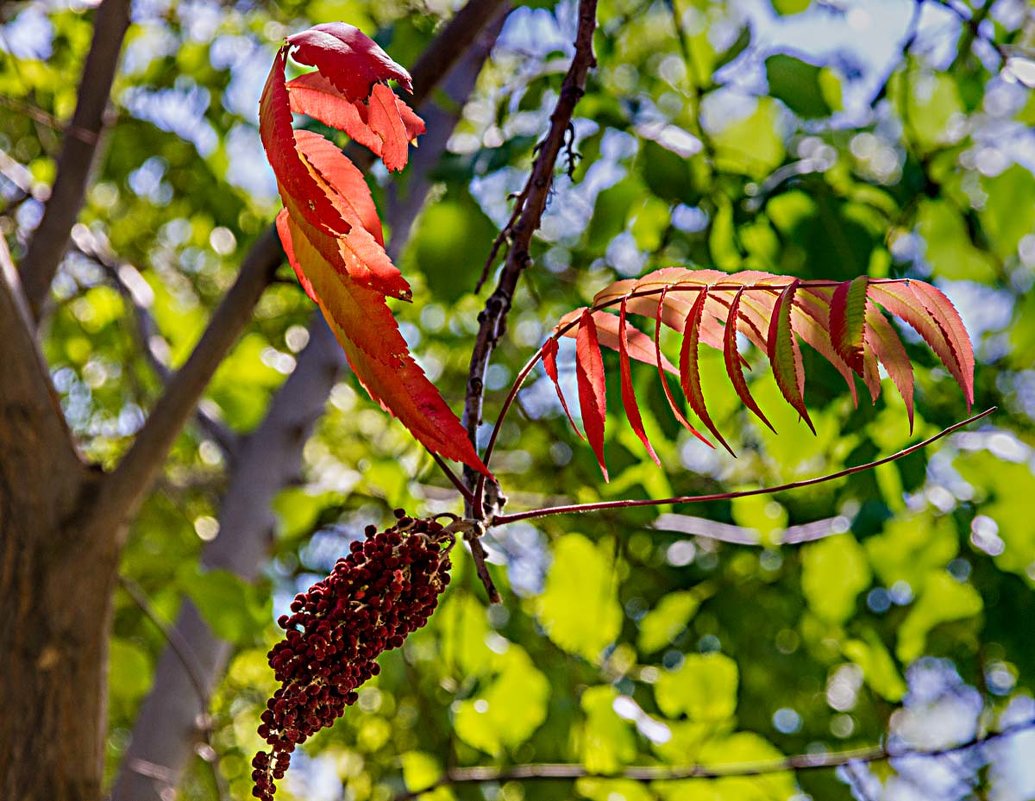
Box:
908 281 974 409
287 23 414 100
542 336 584 440
655 288 712 448
790 287 858 405
830 276 868 375
576 310 609 480
869 281 973 408
619 300 660 465
767 279 815 434
293 129 384 244
287 72 385 156
679 288 734 455
557 308 677 375
367 82 415 172
277 213 490 476
864 299 915 430
260 50 346 235
724 288 775 432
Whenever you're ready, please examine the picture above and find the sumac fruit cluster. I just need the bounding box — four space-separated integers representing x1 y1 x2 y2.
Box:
252 511 454 799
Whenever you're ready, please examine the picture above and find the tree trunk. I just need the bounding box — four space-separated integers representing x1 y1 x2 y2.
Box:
0 256 114 800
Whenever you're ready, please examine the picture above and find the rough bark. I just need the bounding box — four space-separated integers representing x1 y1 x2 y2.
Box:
0 243 110 801
110 6 508 798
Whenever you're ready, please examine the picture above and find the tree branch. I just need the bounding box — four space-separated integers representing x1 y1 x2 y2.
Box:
490 408 995 526
90 0 512 539
19 0 132 320
394 715 1035 799
463 0 599 520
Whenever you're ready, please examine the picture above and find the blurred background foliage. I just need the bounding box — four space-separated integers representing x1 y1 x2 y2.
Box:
2 0 1035 799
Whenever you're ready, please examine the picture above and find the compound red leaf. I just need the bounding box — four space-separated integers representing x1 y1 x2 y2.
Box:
287 23 413 100
679 288 734 455
619 300 660 465
557 308 677 375
576 310 609 480
864 299 915 430
724 288 775 433
830 276 868 375
768 279 815 434
655 288 712 448
277 213 490 476
542 336 584 440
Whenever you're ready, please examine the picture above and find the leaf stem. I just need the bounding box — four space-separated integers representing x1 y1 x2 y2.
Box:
489 407 995 526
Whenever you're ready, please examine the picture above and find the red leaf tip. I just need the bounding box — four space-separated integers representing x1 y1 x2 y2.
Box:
287 23 414 99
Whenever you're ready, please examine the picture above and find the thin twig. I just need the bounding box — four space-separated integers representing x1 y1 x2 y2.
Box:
394 714 1035 800
20 0 132 320
490 408 995 526
460 0 599 603
117 576 231 801
464 0 599 511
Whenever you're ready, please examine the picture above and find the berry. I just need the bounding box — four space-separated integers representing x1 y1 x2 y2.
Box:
252 515 453 800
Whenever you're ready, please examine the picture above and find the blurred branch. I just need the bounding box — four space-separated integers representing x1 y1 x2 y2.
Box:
394 715 1035 799
465 0 599 523
19 0 132 320
930 0 1009 65
69 225 238 455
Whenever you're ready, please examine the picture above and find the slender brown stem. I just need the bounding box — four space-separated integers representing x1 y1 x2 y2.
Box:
460 0 599 599
428 451 478 506
394 713 1035 800
490 408 995 526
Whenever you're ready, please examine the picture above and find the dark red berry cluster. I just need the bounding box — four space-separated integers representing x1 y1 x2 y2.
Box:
252 511 454 800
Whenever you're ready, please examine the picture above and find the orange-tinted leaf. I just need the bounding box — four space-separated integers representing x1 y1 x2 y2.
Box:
287 72 385 156
277 214 490 476
864 299 915 429
790 288 858 405
908 281 974 408
260 50 345 235
576 310 609 479
767 279 815 434
367 82 416 172
293 129 383 244
869 282 972 408
830 276 868 375
679 288 734 455
655 289 712 447
286 23 413 100
542 336 584 440
724 288 775 432
619 300 660 465
557 308 677 375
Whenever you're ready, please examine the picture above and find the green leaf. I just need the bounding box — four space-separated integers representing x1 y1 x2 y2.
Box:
109 637 153 703
770 0 811 14
765 54 839 119
801 534 871 624
401 751 443 793
640 140 697 205
177 565 269 645
897 571 982 663
864 510 958 594
638 590 703 654
979 164 1035 261
453 646 550 755
438 592 494 677
535 533 622 662
580 686 637 773
711 98 785 180
916 199 997 282
655 652 738 721
843 630 907 701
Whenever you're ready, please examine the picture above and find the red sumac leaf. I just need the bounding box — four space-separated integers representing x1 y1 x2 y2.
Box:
679 288 734 455
619 300 660 465
864 300 915 430
724 288 775 433
576 310 609 479
655 289 712 448
908 281 974 409
830 276 868 375
542 336 584 440
287 23 413 100
768 279 815 434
